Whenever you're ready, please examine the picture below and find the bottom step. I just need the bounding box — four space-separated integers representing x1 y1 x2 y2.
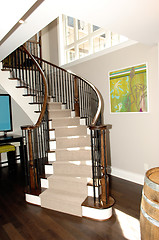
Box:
82 196 115 221
25 193 41 206
40 189 86 217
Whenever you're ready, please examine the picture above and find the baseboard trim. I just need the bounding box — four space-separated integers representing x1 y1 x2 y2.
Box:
108 166 144 185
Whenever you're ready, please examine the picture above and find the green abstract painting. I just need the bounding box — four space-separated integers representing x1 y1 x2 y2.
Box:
109 64 148 113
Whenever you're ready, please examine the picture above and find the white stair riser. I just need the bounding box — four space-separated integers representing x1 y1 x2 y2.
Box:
88 185 101 197
49 120 52 129
48 152 56 162
45 165 54 174
49 130 55 140
49 141 56 150
80 118 86 125
26 194 41 206
41 178 49 189
87 128 90 135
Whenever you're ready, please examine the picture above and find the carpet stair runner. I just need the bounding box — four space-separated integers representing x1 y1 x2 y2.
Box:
40 102 91 217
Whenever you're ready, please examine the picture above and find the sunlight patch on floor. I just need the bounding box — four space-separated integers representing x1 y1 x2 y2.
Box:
114 209 140 240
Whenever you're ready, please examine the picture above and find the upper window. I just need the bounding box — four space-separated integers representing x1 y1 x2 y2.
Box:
61 15 128 65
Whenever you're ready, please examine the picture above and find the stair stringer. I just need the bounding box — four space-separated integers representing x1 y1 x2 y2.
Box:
0 63 39 124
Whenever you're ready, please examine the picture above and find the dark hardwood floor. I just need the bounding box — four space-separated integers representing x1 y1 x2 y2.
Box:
0 164 143 240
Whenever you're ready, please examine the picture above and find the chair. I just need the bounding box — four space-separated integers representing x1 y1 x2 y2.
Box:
0 144 16 171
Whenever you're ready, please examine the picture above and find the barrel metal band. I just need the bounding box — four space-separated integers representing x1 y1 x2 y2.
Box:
145 176 159 192
142 190 159 210
141 207 159 227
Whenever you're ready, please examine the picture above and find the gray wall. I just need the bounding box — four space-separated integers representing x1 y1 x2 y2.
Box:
65 43 159 182
41 18 59 65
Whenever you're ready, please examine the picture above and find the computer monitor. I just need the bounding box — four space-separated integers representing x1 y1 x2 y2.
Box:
0 94 13 136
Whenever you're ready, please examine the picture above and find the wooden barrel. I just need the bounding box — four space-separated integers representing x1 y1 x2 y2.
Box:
140 167 159 239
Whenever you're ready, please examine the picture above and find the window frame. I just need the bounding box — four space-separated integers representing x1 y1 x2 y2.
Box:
59 14 129 65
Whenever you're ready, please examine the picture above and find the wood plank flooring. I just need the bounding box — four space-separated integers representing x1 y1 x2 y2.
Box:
0 165 143 240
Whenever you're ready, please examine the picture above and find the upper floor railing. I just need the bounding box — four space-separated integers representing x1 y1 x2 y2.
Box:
33 56 102 126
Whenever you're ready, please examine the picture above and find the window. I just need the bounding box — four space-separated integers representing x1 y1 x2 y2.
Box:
93 33 106 52
78 41 89 58
61 15 128 64
65 16 74 45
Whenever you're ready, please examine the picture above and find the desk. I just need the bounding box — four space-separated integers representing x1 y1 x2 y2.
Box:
0 134 24 163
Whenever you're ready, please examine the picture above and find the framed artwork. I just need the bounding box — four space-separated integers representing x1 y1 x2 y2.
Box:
109 64 148 113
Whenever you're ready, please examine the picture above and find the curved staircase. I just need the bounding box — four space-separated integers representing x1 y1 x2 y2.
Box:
1 45 115 220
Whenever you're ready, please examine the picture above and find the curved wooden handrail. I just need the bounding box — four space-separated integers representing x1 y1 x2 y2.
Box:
21 46 48 131
89 124 112 130
33 56 102 126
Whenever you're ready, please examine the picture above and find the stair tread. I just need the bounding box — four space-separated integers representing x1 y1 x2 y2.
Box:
40 188 86 203
48 174 91 183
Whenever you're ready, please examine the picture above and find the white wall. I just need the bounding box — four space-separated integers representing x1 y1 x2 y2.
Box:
41 18 59 65
0 65 38 135
63 43 159 184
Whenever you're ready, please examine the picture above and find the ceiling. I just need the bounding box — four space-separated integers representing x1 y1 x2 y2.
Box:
0 0 159 61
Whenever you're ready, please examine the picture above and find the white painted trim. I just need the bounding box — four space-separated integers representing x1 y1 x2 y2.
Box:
80 118 86 125
82 206 112 220
49 141 56 150
88 185 101 197
61 104 66 110
49 130 55 140
0 63 38 123
71 111 75 117
45 164 54 174
108 166 144 185
48 152 56 162
87 128 90 135
25 193 41 206
49 120 52 129
41 178 49 189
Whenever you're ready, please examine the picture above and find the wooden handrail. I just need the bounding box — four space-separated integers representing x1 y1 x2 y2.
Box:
21 46 48 131
33 55 102 126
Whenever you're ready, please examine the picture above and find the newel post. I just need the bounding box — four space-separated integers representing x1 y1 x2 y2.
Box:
28 129 37 190
89 124 115 206
74 76 80 117
100 127 109 204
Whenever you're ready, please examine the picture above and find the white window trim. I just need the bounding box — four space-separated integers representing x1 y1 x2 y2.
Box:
61 40 138 69
58 14 137 67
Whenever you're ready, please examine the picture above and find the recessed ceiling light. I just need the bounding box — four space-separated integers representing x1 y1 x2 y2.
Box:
19 19 25 24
